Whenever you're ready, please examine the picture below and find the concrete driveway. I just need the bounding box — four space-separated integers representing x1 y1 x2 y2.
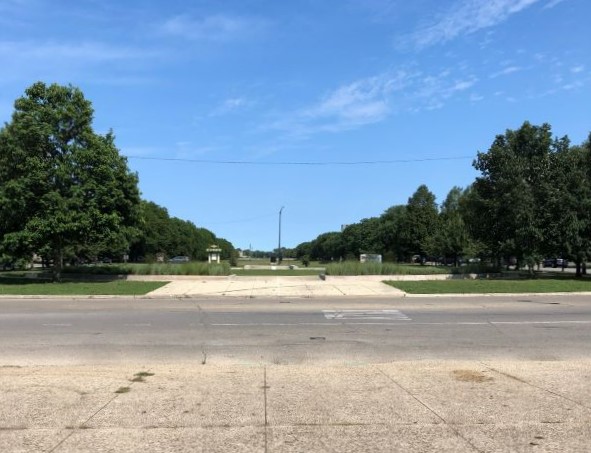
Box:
131 275 407 298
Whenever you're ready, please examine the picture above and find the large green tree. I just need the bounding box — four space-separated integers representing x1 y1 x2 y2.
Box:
547 135 591 275
425 187 472 266
0 82 141 279
399 185 439 260
471 122 563 271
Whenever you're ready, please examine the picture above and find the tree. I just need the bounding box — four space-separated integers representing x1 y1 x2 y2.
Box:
471 122 559 271
0 82 141 280
547 135 591 276
376 205 407 262
399 185 439 260
425 187 471 266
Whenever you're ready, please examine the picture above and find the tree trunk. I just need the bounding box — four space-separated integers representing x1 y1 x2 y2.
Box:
583 262 587 275
575 260 581 278
53 248 63 282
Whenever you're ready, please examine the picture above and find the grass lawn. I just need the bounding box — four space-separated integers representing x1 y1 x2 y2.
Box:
386 278 591 294
0 280 167 296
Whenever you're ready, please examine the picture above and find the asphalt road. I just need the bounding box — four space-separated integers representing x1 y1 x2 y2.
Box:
1 295 590 365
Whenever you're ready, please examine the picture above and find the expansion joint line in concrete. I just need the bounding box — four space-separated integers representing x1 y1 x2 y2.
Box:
263 366 269 453
374 366 483 453
194 303 210 363
479 362 591 410
47 370 149 453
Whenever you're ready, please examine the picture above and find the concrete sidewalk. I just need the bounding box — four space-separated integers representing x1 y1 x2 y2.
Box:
131 275 407 298
1 360 590 452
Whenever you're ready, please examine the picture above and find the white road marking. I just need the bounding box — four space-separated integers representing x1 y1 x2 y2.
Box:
210 320 591 327
124 323 152 327
42 323 72 327
323 309 411 321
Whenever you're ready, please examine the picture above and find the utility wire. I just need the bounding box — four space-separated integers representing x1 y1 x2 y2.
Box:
126 155 474 166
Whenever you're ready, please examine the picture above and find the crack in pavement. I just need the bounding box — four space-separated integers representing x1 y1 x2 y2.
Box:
375 366 483 453
479 362 591 410
47 370 153 452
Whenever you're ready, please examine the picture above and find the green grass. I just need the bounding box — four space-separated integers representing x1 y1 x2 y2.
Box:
0 280 167 295
386 278 591 294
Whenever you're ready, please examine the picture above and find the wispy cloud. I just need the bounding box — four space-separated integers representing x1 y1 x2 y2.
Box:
543 0 568 9
161 14 265 42
268 68 480 136
489 65 521 78
270 71 417 135
303 75 396 125
403 0 541 49
571 65 584 74
210 97 251 116
0 40 158 61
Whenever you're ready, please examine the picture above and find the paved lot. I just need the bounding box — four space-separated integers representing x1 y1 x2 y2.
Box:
2 360 590 452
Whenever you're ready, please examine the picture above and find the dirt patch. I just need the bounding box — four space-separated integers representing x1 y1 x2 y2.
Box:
452 369 493 383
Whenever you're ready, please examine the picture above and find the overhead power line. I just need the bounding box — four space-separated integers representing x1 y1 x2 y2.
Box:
126 155 474 166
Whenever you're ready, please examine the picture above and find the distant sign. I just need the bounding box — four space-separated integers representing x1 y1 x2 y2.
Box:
360 254 382 263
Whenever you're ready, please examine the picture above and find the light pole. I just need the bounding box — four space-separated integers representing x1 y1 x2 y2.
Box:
278 206 284 263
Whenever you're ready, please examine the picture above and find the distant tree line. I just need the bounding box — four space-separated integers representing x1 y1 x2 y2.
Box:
129 200 235 262
295 122 591 276
0 82 235 279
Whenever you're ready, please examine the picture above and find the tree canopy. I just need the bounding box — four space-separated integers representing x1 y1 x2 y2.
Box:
295 122 591 275
0 82 141 279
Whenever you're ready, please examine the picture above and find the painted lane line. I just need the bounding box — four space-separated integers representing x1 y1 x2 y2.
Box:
124 323 152 327
42 323 72 327
210 320 591 327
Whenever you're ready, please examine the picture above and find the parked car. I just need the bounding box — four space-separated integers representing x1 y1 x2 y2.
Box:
169 256 190 263
542 258 568 268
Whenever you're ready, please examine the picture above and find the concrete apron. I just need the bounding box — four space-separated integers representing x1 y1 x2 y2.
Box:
1 359 590 452
129 275 409 298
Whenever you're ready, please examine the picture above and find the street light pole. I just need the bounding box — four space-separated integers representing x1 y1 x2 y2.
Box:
278 206 284 263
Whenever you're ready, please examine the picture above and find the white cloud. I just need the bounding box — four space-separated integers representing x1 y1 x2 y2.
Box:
404 0 541 49
489 65 521 78
288 71 418 133
0 40 157 61
161 14 264 42
562 81 583 90
267 68 481 136
210 97 250 116
543 0 568 9
470 93 484 102
571 65 584 74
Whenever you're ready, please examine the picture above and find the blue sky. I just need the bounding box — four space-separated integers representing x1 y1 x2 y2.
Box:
1 0 589 251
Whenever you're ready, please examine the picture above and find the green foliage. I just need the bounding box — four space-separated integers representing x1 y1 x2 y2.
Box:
325 261 449 275
296 122 591 275
62 262 231 276
129 200 235 262
0 82 141 280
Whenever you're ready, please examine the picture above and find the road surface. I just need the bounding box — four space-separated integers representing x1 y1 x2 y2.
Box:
1 294 590 365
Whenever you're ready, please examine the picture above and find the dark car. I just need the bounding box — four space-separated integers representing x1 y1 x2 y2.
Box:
169 256 190 263
543 258 568 268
